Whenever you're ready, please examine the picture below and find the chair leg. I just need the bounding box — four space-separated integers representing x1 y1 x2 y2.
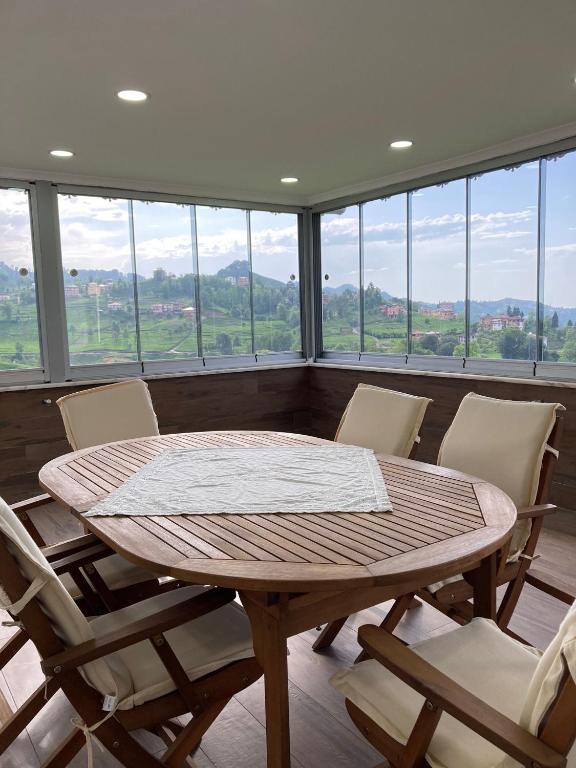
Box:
0 678 59 755
355 592 415 663
497 569 528 631
163 700 227 768
312 616 348 651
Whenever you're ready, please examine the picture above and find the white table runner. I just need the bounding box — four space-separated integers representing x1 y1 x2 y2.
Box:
84 445 392 517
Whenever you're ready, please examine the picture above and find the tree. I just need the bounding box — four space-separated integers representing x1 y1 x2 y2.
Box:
216 333 233 355
551 311 559 329
1 303 12 321
568 319 573 328
498 328 529 359
420 334 439 354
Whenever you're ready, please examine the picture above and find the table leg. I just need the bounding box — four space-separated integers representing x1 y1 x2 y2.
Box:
240 593 291 768
472 552 497 619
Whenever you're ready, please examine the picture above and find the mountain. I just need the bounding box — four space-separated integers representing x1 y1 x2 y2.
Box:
323 283 361 296
217 260 292 289
0 263 26 286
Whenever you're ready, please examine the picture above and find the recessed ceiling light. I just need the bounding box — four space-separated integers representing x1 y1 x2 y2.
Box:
280 177 299 183
49 149 74 158
390 140 413 149
117 89 149 102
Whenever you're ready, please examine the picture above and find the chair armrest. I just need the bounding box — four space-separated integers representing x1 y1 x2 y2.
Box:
50 542 116 575
11 494 54 514
42 587 236 676
525 569 576 604
516 504 557 521
42 534 103 562
357 625 566 768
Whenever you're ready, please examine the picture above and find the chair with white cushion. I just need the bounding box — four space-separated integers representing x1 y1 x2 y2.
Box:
53 379 171 611
335 383 432 459
313 383 432 651
0 497 261 767
376 393 566 640
56 378 160 451
331 604 576 768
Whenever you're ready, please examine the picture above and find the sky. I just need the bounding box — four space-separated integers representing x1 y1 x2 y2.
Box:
1 150 576 306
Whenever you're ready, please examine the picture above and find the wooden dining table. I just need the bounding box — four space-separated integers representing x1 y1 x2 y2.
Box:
39 430 517 768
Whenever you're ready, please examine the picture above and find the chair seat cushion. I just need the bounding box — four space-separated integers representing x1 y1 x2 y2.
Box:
331 619 540 768
89 585 255 709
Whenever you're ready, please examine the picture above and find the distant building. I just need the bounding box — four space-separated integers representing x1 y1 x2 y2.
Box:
225 276 237 285
419 302 456 319
151 303 178 314
64 285 81 298
411 330 440 338
0 294 11 302
480 314 525 332
380 303 406 318
107 301 123 311
237 276 249 286
182 306 196 318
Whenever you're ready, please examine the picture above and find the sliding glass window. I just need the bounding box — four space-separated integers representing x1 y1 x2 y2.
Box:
362 196 407 354
132 200 198 361
0 186 42 371
411 181 466 357
57 192 302 370
542 153 576 363
320 206 360 352
250 211 301 353
469 164 539 361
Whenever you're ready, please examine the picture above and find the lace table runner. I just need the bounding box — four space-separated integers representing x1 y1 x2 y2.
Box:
84 445 392 517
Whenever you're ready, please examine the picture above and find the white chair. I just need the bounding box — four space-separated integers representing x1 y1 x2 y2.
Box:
0 496 261 766
331 604 576 768
335 383 432 459
313 384 432 651
56 378 159 451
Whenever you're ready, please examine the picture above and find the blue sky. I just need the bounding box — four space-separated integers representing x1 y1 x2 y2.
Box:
1 150 575 306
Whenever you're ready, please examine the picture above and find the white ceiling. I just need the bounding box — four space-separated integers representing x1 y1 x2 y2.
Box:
1 0 576 205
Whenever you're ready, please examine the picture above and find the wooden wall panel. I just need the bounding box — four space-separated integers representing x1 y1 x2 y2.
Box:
308 366 576 511
0 367 308 503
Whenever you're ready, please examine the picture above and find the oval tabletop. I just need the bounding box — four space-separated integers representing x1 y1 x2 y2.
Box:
39 431 517 592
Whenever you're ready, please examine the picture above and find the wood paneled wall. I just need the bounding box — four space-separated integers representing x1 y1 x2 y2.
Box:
0 367 308 503
308 366 576 511
2 364 576 512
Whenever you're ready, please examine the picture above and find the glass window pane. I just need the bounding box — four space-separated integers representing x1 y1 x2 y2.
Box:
470 164 539 360
132 201 198 361
250 211 301 353
59 194 138 366
362 196 407 354
411 181 466 357
543 152 576 363
0 188 41 370
321 206 360 352
195 206 252 356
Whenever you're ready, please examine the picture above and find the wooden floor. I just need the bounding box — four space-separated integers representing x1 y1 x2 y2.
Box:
1 504 574 768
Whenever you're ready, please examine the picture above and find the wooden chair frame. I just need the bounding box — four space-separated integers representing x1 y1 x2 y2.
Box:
314 409 565 652
0 495 181 756
0 532 261 767
346 623 576 768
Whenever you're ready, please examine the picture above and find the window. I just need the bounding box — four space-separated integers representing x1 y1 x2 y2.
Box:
542 153 576 363
362 196 407 354
58 194 139 366
195 206 252 357
0 187 42 371
132 200 199 361
57 193 303 370
250 211 301 353
411 181 466 357
320 206 360 352
469 164 539 360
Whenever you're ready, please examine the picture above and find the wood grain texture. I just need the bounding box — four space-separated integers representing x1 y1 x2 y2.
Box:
39 431 516 593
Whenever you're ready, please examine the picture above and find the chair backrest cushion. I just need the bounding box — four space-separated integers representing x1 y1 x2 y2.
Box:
57 379 160 451
438 393 563 509
336 384 432 459
0 497 131 701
